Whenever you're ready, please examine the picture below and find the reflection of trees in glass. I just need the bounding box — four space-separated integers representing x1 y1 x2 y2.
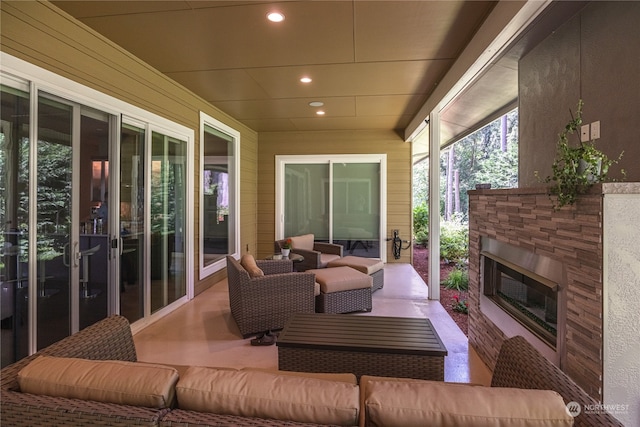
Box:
36 140 71 257
150 160 176 233
0 134 30 233
203 169 229 218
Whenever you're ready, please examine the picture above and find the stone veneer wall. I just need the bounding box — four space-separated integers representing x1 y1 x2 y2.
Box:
468 186 604 400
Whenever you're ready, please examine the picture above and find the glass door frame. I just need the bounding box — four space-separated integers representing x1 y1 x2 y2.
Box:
275 154 387 262
122 116 195 331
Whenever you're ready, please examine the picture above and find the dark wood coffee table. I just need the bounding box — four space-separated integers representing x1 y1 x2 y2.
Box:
277 313 447 380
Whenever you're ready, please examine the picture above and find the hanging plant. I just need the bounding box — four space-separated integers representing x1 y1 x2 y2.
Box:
536 100 625 210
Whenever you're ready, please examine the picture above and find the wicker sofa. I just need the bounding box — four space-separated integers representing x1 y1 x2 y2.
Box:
0 315 624 427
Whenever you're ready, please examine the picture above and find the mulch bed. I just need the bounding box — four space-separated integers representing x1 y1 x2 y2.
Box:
412 244 468 336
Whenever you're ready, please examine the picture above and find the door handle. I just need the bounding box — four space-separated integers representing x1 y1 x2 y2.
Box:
73 241 81 268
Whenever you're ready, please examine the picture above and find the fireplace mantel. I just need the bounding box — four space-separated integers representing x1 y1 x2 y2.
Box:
468 183 639 425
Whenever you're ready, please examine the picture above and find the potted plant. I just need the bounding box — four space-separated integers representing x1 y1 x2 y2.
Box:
281 238 292 256
537 100 624 210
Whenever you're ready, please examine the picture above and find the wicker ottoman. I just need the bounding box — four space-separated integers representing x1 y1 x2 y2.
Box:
309 266 372 314
327 256 384 292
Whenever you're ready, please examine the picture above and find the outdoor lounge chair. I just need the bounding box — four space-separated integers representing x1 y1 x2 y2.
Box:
226 255 316 338
275 233 343 271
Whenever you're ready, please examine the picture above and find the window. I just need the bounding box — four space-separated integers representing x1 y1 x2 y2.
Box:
199 113 239 278
276 155 386 260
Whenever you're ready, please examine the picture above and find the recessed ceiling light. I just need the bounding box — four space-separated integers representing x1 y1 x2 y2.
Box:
309 101 324 107
316 111 325 116
267 12 285 22
300 77 312 83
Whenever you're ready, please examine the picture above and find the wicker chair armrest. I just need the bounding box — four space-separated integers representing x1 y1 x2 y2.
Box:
244 272 316 293
1 315 136 391
256 259 294 275
289 248 321 271
314 242 343 257
492 336 624 427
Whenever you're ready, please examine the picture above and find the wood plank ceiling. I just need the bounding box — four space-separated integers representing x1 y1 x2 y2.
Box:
52 0 504 140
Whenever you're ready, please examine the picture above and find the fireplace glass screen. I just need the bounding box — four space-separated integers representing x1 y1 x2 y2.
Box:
483 257 558 348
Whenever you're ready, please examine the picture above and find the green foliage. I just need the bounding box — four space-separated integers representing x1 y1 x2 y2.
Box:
412 160 429 207
474 137 519 189
452 294 469 314
442 267 469 291
437 110 519 217
439 215 469 263
412 203 429 244
536 100 625 210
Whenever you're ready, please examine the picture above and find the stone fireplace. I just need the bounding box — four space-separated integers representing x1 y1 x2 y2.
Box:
468 184 640 418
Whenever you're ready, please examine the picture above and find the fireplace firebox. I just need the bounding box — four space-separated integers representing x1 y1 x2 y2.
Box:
480 237 564 350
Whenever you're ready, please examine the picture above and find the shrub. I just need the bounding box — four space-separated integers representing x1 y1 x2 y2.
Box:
414 229 428 246
442 267 469 291
452 294 469 314
413 203 429 244
439 215 469 263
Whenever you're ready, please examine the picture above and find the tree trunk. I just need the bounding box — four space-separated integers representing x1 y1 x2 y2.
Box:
446 147 454 220
454 169 460 214
501 114 508 152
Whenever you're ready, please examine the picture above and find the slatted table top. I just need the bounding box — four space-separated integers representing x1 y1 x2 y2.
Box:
277 313 447 356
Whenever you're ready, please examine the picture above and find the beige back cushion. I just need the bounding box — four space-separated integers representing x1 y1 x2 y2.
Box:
290 234 314 251
18 356 179 408
176 366 359 425
240 254 264 278
361 376 573 427
241 367 357 384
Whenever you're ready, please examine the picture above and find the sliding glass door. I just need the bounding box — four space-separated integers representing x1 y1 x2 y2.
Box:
1 67 193 367
332 162 381 257
119 124 189 322
277 155 386 260
0 83 117 366
150 131 187 313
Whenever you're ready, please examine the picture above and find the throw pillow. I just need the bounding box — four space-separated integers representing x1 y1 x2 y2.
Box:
240 254 264 278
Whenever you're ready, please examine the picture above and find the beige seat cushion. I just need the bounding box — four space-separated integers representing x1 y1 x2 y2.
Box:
290 233 314 251
240 254 264 278
176 366 359 426
328 255 384 274
360 376 573 427
309 266 372 293
17 356 179 408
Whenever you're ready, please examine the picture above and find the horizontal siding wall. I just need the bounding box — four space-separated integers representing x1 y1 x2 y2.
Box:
1 1 258 295
258 130 412 263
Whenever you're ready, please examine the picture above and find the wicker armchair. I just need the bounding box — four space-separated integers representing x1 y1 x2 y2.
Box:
274 234 343 272
226 256 316 338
